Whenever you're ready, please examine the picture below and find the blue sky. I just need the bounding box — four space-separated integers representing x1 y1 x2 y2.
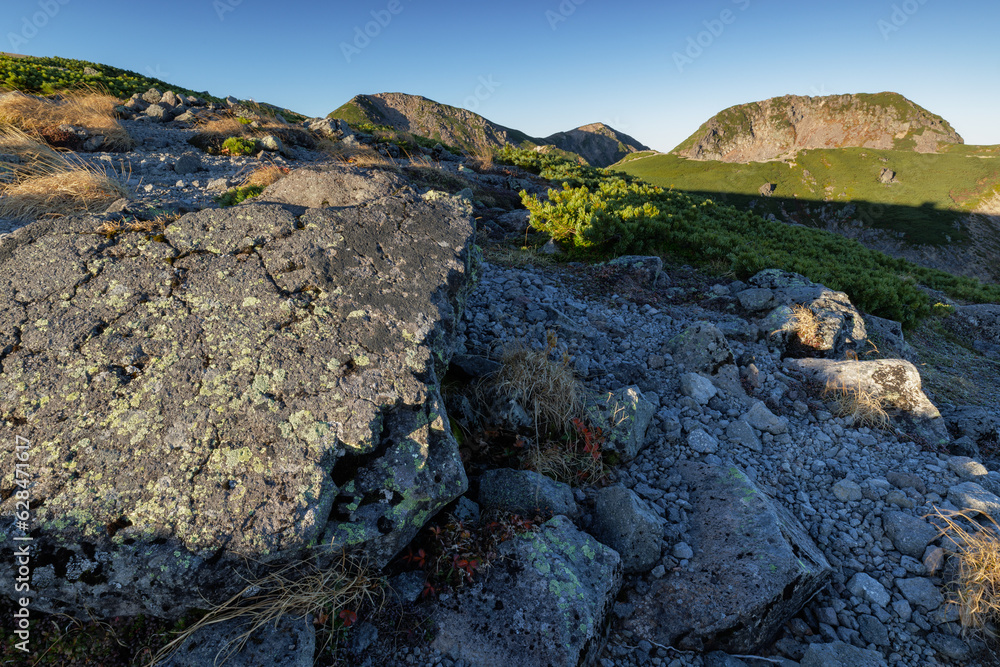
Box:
5 0 999 152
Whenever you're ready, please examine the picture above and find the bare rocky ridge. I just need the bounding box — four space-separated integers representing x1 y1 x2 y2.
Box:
329 92 648 167
674 92 964 162
545 122 651 168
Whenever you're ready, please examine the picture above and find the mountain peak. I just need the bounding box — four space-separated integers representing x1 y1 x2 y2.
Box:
673 92 963 162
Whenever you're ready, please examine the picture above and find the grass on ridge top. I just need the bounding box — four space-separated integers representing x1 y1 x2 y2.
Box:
614 147 1000 246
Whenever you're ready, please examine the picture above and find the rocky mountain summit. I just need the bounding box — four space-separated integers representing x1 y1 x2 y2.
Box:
673 92 964 162
330 92 647 167
1 88 1000 667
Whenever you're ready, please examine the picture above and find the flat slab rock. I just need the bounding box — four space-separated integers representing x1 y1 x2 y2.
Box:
0 188 477 619
620 461 832 653
431 515 622 667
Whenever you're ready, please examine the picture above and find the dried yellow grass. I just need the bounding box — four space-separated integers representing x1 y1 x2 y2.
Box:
243 164 289 188
933 508 1000 637
822 380 890 429
148 555 383 667
491 331 584 438
0 88 133 150
317 139 399 170
0 125 128 221
789 303 822 347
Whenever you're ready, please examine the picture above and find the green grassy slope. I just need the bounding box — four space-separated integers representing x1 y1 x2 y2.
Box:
614 148 1000 246
0 54 224 102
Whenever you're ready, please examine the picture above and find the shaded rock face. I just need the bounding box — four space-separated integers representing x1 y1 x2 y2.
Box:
0 181 477 619
944 303 1000 360
431 515 622 667
674 92 963 162
544 123 651 168
621 461 832 654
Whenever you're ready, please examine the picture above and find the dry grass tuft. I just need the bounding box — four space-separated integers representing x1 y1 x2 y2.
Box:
491 331 584 439
933 508 1000 637
317 139 399 170
822 380 891 429
0 125 129 221
243 164 290 188
789 303 822 348
0 88 133 151
148 554 384 667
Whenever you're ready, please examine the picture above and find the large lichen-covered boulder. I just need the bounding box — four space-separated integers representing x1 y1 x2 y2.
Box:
784 358 949 447
620 461 831 653
0 189 477 619
431 515 622 667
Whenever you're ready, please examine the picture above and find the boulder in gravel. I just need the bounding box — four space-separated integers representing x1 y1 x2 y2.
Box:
142 87 163 104
173 152 202 175
145 104 171 122
847 572 890 608
260 165 407 208
667 322 747 404
743 400 788 435
800 640 888 667
948 481 1000 522
680 372 717 405
784 357 949 447
431 515 621 667
478 468 578 518
591 485 665 573
882 511 938 558
940 404 1000 453
585 385 655 461
160 614 314 667
620 461 831 653
895 577 943 611
0 191 477 619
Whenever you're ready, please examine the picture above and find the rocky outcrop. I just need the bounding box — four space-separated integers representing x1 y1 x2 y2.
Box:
0 172 477 619
620 461 832 653
430 515 622 667
328 92 536 153
673 92 963 162
544 122 650 168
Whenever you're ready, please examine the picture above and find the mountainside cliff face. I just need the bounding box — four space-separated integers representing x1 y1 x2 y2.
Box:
673 92 964 162
545 123 650 167
329 92 534 151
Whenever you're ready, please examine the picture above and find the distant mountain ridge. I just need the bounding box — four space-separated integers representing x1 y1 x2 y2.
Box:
673 92 963 163
328 92 647 167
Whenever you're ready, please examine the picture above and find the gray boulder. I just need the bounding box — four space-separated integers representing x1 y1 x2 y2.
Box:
0 190 478 619
940 404 1000 453
145 104 171 122
882 511 938 558
431 515 621 667
620 461 831 653
159 614 314 667
173 153 202 175
800 641 888 666
948 481 1000 522
303 117 354 139
759 284 868 360
591 485 665 573
878 167 896 184
260 165 407 208
784 358 949 447
478 468 578 519
585 385 655 462
142 87 163 104
667 322 747 404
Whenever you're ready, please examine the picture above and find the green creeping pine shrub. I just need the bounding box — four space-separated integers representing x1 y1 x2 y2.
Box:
221 136 257 156
498 146 1000 328
216 185 264 207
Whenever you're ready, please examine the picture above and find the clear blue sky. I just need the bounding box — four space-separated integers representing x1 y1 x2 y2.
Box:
6 0 999 152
